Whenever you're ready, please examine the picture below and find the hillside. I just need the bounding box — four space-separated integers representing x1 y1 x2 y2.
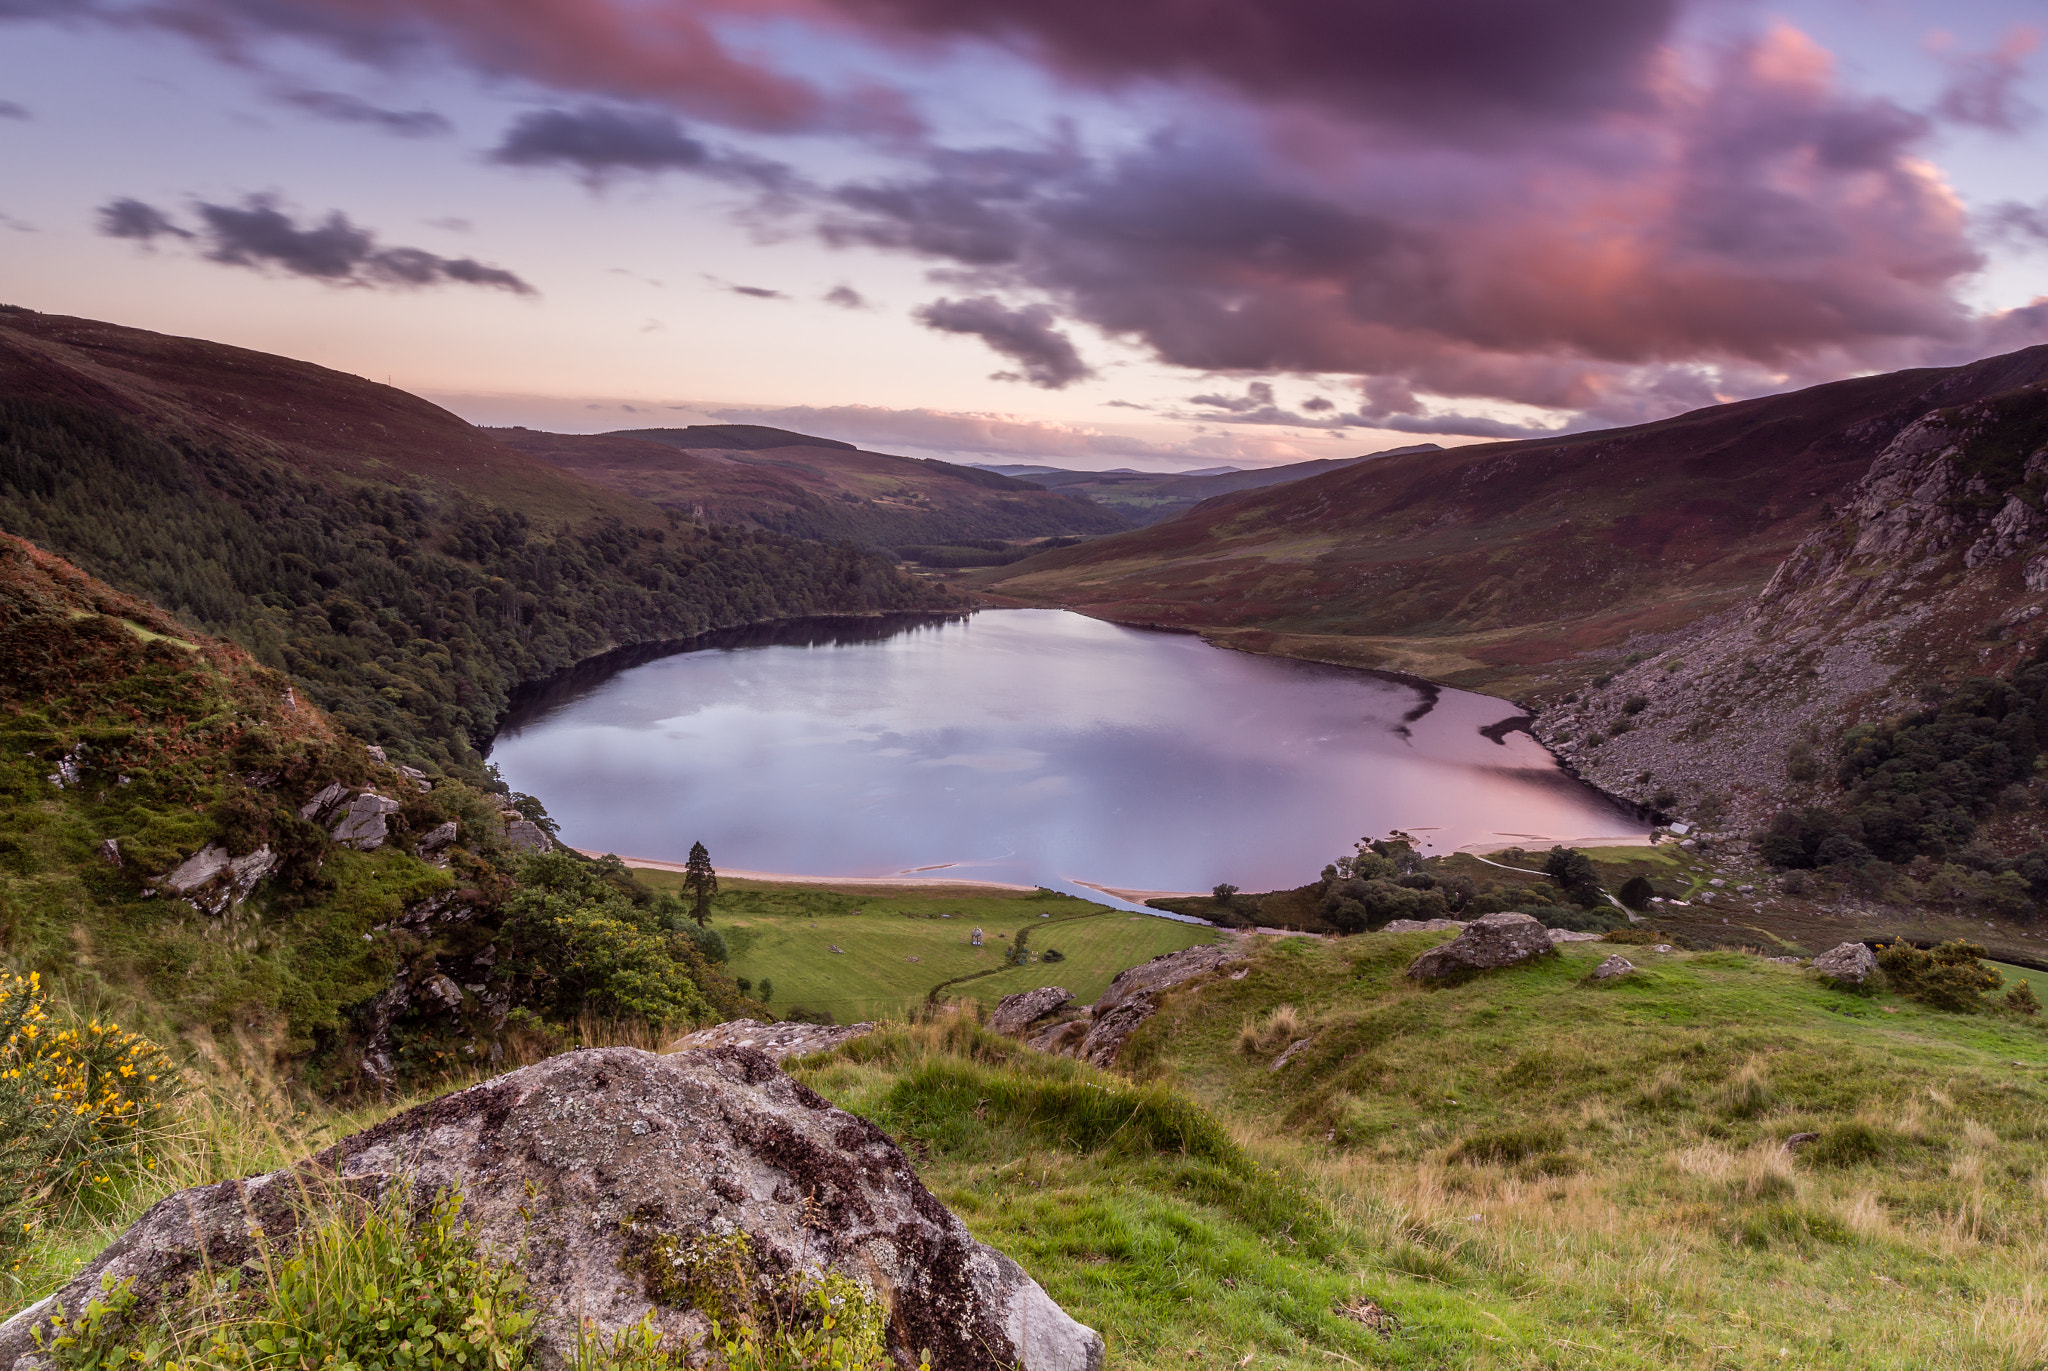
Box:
0 308 948 780
0 531 757 1092
1014 445 1440 525
490 424 1131 546
974 347 2048 815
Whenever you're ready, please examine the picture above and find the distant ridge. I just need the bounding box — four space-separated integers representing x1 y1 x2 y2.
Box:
609 424 858 452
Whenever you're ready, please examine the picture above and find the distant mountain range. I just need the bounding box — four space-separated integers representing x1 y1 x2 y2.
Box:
966 446 1442 526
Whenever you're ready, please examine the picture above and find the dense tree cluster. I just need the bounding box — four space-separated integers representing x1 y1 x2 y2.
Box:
1760 653 2048 918
0 398 949 782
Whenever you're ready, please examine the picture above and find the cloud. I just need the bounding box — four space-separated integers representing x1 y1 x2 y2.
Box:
832 0 1683 135
1932 26 2040 133
97 194 534 293
730 284 786 299
913 295 1095 388
489 105 794 191
1183 379 1570 439
697 401 1272 464
276 87 449 136
1988 200 2048 246
0 99 27 119
98 197 193 241
823 284 868 309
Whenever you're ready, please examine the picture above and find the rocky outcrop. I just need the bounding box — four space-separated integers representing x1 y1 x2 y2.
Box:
505 818 554 853
0 1048 1103 1371
1019 942 1251 1068
332 793 402 850
1812 941 1879 987
1381 917 1465 933
990 987 1073 1038
1405 913 1556 981
156 843 277 915
1591 954 1636 981
666 1019 877 1061
1548 928 1605 944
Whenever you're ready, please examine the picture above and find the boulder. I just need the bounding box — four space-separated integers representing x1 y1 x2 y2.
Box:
0 1048 1102 1371
159 843 277 915
416 820 460 861
1404 912 1556 982
990 987 1074 1037
298 780 349 822
667 1018 877 1062
1812 941 1879 986
98 838 121 867
1591 954 1636 981
1547 928 1605 944
331 793 402 850
1382 918 1465 933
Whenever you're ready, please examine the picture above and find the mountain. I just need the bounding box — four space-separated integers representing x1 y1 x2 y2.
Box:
973 346 2048 821
489 425 1131 546
0 307 948 778
1003 445 1441 525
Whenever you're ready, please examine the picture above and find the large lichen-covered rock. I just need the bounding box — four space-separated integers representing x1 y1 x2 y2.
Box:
1811 941 1879 987
1404 912 1557 982
0 1047 1103 1371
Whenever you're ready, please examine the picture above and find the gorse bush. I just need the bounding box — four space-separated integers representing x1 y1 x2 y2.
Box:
1 971 174 1265
1875 940 2003 1012
37 1187 537 1371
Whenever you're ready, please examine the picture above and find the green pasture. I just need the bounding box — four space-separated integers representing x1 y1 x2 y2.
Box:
632 872 1219 1021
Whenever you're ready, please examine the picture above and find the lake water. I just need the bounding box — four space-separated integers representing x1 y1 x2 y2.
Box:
489 609 1644 896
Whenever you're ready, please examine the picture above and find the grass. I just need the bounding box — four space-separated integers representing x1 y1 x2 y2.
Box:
632 874 1217 1022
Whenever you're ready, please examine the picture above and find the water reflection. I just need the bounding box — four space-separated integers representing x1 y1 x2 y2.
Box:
489 609 1643 892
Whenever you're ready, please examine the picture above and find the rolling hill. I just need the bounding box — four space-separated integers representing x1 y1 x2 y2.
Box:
0 307 948 778
490 423 1131 546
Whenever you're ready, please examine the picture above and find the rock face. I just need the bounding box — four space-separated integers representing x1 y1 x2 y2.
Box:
1405 913 1557 982
0 1048 1103 1371
1591 954 1636 981
332 793 402 850
666 1018 877 1062
1812 941 1879 986
990 987 1074 1038
505 818 554 853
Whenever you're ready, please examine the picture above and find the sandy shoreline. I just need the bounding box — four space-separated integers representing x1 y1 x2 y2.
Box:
575 850 1039 891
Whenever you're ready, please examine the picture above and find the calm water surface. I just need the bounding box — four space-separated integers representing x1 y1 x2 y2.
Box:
490 609 1643 893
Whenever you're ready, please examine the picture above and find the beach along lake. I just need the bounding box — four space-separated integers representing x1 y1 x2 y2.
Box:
489 608 1644 895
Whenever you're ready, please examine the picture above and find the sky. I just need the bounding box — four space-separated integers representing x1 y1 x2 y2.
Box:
3 0 2046 472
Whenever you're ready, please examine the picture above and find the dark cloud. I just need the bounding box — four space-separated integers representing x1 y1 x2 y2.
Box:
1988 200 2048 246
98 197 193 241
832 0 1682 135
276 87 450 136
913 296 1094 388
489 105 790 188
0 99 27 119
98 195 533 294
1933 27 2039 133
729 284 786 299
823 284 867 309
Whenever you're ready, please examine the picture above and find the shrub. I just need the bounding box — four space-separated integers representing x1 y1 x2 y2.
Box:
1617 875 1656 911
1038 948 1065 963
1621 695 1649 715
1603 927 1664 945
2004 979 2041 1015
1447 1126 1561 1165
1542 847 1605 908
1 971 174 1263
1877 940 2002 1012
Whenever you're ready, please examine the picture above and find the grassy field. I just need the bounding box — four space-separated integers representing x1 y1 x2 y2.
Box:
792 929 2048 1369
631 873 1220 1022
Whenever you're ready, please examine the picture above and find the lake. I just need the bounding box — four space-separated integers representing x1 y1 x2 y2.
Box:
489 608 1644 895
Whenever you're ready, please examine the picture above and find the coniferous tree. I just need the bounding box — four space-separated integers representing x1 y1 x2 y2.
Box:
684 840 719 927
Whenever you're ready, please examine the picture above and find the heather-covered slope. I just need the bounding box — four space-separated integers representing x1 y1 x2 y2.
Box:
0 309 948 779
975 346 2048 696
492 424 1131 545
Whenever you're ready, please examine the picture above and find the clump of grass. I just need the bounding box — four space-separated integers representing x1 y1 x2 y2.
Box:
1712 1061 1775 1120
1236 1004 1302 1055
1804 1121 1902 1168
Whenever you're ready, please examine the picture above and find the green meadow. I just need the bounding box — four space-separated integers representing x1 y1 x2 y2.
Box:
630 872 1219 1021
